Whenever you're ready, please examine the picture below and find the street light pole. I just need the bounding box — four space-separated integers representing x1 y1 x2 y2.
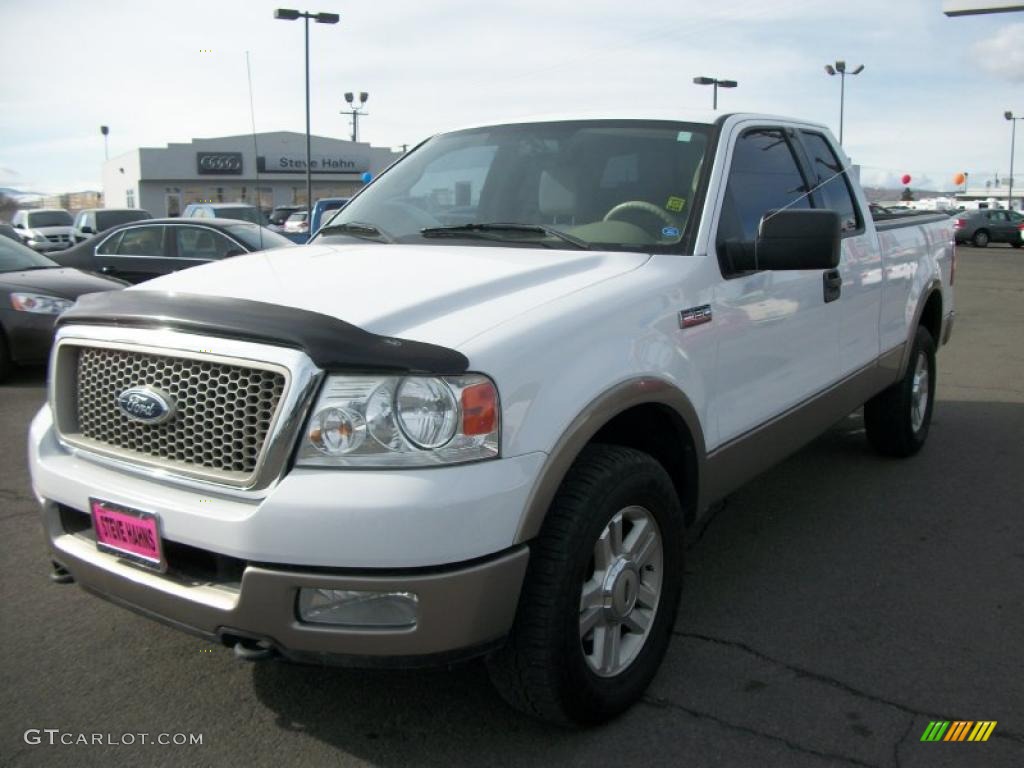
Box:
824 60 864 145
274 8 340 211
1006 111 1021 211
692 76 737 111
100 125 109 161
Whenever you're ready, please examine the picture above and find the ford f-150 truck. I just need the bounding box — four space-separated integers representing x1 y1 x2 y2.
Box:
28 112 954 725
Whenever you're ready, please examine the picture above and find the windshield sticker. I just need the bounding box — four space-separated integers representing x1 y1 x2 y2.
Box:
666 196 686 213
676 131 693 142
661 226 680 238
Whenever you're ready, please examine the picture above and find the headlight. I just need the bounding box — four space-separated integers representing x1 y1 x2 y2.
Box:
10 293 74 315
296 374 499 467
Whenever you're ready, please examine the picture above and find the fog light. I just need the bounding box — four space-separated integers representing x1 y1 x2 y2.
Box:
297 588 419 628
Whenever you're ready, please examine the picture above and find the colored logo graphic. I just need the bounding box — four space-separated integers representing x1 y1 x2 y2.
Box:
920 721 997 742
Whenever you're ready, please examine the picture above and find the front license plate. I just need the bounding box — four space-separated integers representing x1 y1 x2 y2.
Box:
90 498 166 572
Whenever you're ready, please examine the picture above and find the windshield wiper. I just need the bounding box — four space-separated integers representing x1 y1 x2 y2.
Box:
315 221 393 243
419 223 591 250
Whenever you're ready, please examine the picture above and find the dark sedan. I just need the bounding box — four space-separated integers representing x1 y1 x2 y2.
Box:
49 218 294 284
1 236 125 381
953 209 1024 248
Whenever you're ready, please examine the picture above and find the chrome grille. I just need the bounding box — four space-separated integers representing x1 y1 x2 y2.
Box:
74 347 286 475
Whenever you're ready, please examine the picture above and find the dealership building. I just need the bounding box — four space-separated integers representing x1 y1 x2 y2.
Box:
102 131 404 217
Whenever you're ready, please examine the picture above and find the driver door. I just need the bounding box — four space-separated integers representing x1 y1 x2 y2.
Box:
708 125 842 445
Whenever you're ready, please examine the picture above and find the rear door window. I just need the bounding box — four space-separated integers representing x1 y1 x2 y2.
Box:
175 227 236 259
116 226 166 256
800 131 861 234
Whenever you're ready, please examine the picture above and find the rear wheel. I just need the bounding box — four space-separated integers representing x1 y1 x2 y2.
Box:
972 229 990 247
487 444 684 725
864 325 936 457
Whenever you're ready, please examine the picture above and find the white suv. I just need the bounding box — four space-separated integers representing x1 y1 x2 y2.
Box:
11 208 74 252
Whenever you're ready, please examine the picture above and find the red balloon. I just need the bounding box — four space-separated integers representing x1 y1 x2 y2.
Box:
901 174 912 185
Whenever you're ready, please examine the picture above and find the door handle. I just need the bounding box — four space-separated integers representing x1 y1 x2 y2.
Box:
823 269 842 303
100 266 113 273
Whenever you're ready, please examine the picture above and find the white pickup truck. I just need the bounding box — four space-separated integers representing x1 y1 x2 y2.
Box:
28 112 954 725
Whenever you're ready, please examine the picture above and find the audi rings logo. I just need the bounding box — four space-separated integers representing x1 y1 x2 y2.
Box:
196 152 243 175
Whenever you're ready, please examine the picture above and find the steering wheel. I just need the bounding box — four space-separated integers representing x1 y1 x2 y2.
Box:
603 200 679 230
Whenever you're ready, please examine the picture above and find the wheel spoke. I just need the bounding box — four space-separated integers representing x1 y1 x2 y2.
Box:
637 581 658 609
623 608 651 634
580 606 603 636
595 624 621 674
608 513 624 556
594 531 614 570
580 578 602 611
631 525 658 568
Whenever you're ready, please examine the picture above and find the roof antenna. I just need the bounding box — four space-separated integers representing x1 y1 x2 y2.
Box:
246 50 264 251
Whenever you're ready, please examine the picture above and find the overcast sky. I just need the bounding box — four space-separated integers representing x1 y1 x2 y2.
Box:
1 0 1021 194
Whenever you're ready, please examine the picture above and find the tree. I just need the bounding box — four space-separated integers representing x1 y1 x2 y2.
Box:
0 193 17 223
900 186 915 202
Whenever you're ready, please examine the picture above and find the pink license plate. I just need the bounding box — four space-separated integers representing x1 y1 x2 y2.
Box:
90 499 165 571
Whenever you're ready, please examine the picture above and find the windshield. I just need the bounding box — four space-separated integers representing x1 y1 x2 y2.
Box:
223 223 294 251
0 235 58 271
27 210 73 228
96 210 150 229
314 120 711 252
215 207 261 224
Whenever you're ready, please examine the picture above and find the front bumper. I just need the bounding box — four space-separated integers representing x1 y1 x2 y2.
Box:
25 240 67 253
30 403 540 661
0 309 57 364
43 504 528 662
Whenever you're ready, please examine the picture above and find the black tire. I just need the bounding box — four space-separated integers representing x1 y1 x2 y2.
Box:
0 331 11 383
864 325 936 457
972 229 990 247
487 444 684 725
1011 241 1022 249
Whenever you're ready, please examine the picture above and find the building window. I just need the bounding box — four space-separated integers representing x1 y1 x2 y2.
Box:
126 190 135 208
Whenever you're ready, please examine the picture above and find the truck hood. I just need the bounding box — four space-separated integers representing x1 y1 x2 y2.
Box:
136 242 650 348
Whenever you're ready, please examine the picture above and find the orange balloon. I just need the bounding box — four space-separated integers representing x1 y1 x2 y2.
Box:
953 172 966 186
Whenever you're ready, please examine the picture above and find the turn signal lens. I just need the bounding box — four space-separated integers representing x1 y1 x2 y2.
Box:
461 381 497 435
308 406 367 455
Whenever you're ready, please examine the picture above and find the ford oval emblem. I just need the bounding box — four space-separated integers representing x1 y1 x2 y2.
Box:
116 387 176 425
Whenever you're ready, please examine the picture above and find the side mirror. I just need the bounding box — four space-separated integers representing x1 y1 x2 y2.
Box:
81 225 95 234
755 209 840 270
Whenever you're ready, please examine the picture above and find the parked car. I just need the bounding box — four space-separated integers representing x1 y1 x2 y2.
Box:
953 208 1024 247
267 205 303 229
49 218 293 284
29 113 955 725
10 209 74 252
310 197 350 235
71 208 152 244
283 211 309 234
182 202 263 225
0 234 124 381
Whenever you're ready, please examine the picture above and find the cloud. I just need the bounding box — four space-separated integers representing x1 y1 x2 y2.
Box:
971 23 1024 82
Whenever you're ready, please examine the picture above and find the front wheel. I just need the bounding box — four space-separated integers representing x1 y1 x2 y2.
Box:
487 444 684 725
864 325 936 457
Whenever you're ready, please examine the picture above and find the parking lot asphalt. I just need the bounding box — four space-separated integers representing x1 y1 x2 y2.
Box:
1 245 1022 768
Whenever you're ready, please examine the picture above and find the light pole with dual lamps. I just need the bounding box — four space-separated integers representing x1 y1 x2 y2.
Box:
824 60 864 145
1005 111 1021 211
273 8 340 210
692 76 737 110
341 92 369 143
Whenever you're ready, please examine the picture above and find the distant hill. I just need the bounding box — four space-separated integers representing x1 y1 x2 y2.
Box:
0 187 42 199
862 186 949 202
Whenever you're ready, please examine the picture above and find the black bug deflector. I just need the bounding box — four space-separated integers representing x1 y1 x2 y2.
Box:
58 290 469 374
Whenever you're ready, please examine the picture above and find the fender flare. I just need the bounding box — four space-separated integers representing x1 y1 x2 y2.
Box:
513 377 706 543
898 278 942 378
